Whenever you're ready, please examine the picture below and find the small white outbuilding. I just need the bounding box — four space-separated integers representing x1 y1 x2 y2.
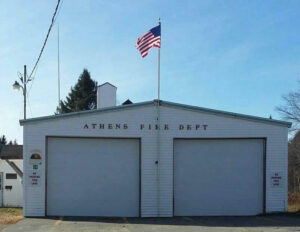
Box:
0 145 23 207
20 82 291 217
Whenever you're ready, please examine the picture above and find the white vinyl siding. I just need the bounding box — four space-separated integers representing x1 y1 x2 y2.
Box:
22 104 288 217
0 160 23 207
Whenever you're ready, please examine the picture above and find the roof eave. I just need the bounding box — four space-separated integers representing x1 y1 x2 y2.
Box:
20 100 154 125
0 156 23 160
161 100 292 128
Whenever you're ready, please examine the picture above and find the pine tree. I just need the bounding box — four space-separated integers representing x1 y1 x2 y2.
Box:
0 135 7 145
59 69 97 113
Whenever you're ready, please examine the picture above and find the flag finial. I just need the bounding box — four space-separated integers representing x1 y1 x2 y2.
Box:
158 18 161 25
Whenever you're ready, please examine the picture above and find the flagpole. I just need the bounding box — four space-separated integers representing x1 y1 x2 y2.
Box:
156 18 161 217
158 18 161 101
57 23 61 113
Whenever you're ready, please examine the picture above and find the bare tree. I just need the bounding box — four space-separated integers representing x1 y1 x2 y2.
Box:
276 83 300 130
288 132 300 192
277 83 300 195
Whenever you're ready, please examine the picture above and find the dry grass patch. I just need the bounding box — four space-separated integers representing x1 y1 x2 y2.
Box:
288 192 300 214
0 208 23 224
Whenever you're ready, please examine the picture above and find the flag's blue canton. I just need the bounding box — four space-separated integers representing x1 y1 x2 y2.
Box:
150 25 161 37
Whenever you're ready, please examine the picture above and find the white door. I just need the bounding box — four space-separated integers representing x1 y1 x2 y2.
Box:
174 139 264 216
0 172 3 207
47 137 140 216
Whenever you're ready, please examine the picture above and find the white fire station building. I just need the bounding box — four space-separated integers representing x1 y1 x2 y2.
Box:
20 82 291 217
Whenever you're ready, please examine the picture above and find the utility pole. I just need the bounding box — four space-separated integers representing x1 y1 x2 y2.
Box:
13 65 31 120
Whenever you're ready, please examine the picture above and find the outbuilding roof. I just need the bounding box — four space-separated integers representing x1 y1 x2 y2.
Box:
19 100 292 128
98 82 117 89
0 145 23 159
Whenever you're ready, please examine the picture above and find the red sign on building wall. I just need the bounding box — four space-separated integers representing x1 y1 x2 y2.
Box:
271 172 282 188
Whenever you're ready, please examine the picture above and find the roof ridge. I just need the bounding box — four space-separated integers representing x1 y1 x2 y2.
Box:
19 99 292 128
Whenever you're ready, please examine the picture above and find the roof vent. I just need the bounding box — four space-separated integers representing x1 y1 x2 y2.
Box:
122 99 133 105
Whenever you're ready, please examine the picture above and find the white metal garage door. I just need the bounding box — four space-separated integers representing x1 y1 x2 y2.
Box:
174 139 264 216
47 137 140 217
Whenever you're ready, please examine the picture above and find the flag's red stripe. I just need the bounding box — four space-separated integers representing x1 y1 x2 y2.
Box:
137 34 155 48
136 35 155 49
139 42 160 57
137 32 152 45
139 37 161 52
138 36 157 51
138 36 160 51
137 32 152 41
140 42 160 57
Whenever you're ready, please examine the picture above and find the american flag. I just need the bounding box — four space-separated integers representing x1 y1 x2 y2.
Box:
136 25 161 58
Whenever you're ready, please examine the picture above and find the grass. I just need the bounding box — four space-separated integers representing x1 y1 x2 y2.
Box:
288 203 300 213
0 208 23 224
288 192 300 216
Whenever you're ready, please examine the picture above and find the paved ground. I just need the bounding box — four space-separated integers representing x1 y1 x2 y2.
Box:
0 224 6 232
2 215 300 232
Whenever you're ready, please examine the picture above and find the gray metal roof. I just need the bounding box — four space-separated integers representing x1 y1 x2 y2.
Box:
98 82 117 89
20 100 153 125
0 145 23 159
19 100 292 128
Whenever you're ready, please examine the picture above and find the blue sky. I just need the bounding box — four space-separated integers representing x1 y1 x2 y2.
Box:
0 0 299 143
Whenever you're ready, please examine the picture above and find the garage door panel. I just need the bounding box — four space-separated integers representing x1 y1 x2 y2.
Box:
174 139 264 216
47 137 139 217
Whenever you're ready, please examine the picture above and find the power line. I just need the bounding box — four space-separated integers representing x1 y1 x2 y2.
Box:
27 63 39 98
27 0 64 97
54 0 64 23
28 0 62 80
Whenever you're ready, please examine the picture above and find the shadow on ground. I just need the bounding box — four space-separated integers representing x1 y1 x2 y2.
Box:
29 214 300 228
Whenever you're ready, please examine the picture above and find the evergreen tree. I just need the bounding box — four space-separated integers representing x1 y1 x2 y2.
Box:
0 135 7 145
0 135 7 152
59 69 97 113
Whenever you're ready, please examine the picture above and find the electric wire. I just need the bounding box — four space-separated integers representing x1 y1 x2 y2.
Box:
27 63 39 98
28 0 61 80
27 97 33 118
27 0 64 97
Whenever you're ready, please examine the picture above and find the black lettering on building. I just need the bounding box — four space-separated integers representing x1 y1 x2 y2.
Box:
99 124 105 129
